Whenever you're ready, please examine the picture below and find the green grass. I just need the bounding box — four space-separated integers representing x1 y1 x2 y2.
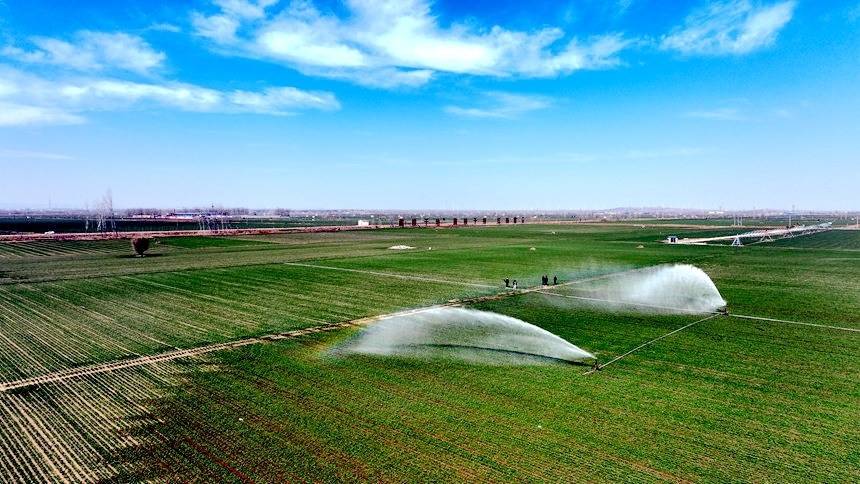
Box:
118 301 858 482
155 235 276 249
0 223 857 481
765 229 860 250
0 239 130 258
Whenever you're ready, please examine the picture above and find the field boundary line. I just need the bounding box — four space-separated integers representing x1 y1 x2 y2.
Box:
729 314 859 333
0 265 674 391
585 314 719 375
539 290 859 334
0 305 447 392
285 262 649 294
282 262 498 289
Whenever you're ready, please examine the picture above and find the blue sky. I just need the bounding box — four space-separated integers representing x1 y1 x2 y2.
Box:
0 0 858 210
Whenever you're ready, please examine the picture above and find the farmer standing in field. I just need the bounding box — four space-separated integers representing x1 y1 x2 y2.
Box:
512 279 518 289
553 275 558 285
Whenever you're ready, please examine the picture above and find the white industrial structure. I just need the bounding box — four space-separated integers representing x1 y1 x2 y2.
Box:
666 223 832 246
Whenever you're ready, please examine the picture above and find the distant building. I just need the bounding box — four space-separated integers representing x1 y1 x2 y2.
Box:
357 220 370 227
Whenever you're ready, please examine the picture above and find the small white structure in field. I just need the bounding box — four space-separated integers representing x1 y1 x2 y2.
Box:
388 245 415 250
357 220 370 227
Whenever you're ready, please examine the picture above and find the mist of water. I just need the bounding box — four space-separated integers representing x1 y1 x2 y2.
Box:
331 307 593 365
574 264 726 314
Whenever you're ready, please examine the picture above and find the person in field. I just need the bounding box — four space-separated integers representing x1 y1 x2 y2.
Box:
553 275 558 285
512 280 518 289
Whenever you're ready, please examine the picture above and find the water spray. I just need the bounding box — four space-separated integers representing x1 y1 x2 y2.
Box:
548 264 726 314
331 307 593 366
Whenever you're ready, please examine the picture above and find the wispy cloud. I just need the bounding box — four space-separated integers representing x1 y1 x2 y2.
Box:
145 23 182 33
617 0 636 16
0 66 340 126
661 0 796 55
0 103 85 127
2 31 166 75
621 147 705 159
0 149 75 160
445 92 552 119
415 147 706 167
191 0 635 88
684 107 746 121
848 2 860 22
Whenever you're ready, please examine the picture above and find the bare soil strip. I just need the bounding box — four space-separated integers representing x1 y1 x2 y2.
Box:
0 225 379 242
0 219 512 243
585 314 721 375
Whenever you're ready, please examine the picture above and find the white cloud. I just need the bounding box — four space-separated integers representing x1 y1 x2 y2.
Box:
0 102 85 127
146 23 182 33
661 0 796 55
3 31 166 75
318 67 433 89
0 66 339 126
684 107 746 120
214 0 277 19
229 86 340 114
445 92 552 119
191 0 634 87
192 12 242 43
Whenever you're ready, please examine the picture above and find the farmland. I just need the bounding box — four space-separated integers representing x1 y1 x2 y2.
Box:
0 224 857 481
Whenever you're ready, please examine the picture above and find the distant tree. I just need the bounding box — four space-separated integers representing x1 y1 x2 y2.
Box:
131 237 151 256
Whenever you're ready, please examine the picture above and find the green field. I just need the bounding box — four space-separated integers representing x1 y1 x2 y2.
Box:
0 225 857 482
